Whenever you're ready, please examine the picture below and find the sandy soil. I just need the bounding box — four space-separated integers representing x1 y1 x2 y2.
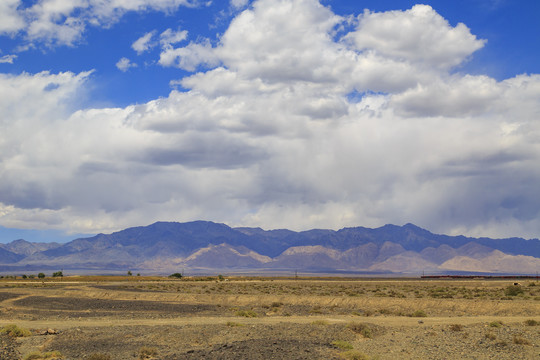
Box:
0 278 538 359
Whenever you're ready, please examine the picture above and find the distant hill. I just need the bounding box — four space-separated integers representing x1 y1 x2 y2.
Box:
1 221 539 274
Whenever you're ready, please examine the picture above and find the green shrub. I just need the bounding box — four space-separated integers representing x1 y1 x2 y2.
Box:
38 273 45 279
235 310 258 317
339 350 369 360
410 310 427 318
225 321 244 327
169 273 183 279
504 285 524 296
332 340 353 350
312 320 329 326
347 322 373 339
1 324 32 337
489 321 503 328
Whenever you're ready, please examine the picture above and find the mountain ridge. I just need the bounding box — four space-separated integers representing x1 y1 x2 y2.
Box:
1 221 539 274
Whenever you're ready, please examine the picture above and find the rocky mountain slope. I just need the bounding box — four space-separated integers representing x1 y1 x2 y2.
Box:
1 221 539 274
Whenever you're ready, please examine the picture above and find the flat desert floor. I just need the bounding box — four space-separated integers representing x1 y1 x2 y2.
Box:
0 277 539 359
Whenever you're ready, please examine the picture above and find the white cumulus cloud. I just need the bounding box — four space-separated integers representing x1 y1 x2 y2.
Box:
132 31 157 54
116 57 137 72
1 0 540 241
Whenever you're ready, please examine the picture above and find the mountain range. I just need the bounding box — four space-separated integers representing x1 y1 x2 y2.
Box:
0 221 539 275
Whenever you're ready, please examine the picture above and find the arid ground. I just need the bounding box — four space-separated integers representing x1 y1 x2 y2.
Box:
0 276 539 359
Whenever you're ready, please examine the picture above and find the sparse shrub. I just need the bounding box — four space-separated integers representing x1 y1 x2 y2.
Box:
312 320 329 326
332 340 353 350
225 321 244 327
347 322 373 339
87 354 111 360
22 274 27 279
339 349 369 360
38 273 45 279
1 324 32 337
485 332 497 341
489 321 503 328
449 324 464 332
235 310 258 317
504 285 524 296
138 346 158 359
410 310 427 318
218 274 225 281
271 302 283 308
524 319 538 326
513 335 532 345
169 273 183 279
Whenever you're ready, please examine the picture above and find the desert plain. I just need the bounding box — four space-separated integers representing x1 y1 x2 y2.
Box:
0 276 539 359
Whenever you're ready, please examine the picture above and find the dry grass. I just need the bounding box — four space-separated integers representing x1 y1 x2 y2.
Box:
138 346 158 359
339 349 370 360
512 335 532 345
1 324 32 337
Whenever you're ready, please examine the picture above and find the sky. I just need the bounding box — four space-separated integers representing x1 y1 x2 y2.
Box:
0 0 540 243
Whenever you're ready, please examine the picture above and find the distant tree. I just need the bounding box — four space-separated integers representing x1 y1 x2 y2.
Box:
38 273 45 279
169 273 183 279
137 273 141 277
52 271 63 277
127 270 133 276
22 274 27 279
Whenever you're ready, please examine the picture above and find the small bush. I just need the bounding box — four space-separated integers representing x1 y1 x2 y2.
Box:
38 273 45 279
513 335 531 345
312 320 329 326
524 319 538 326
235 310 258 318
332 340 353 350
225 321 244 327
449 324 464 332
347 322 373 339
485 332 496 341
489 321 503 328
410 310 427 318
339 350 369 360
87 354 112 360
504 285 524 296
138 347 158 359
169 273 183 279
1 324 32 337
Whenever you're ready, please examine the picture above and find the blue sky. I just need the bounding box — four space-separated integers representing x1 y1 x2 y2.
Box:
1 0 540 243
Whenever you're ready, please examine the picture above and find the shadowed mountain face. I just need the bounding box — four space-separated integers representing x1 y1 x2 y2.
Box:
1 221 539 274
